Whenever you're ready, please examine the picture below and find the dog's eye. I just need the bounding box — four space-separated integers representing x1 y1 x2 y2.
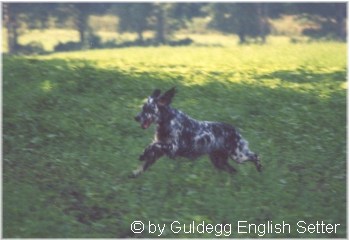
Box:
143 105 151 112
143 105 156 113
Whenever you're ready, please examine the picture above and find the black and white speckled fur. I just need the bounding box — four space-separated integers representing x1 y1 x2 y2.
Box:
132 87 262 177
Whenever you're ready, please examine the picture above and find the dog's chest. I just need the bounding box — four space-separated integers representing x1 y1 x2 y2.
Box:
155 119 184 143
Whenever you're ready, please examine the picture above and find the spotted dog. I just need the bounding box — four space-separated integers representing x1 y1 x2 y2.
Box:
132 87 262 177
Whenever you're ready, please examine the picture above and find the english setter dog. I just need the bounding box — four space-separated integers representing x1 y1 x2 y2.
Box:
132 87 262 177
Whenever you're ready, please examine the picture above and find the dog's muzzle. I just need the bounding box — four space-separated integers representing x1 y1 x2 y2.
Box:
135 114 152 129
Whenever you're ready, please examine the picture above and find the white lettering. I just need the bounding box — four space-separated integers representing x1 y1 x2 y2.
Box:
297 221 340 234
171 221 181 234
237 221 247 234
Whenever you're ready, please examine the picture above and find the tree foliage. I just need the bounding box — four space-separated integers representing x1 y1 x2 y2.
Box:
112 3 153 43
56 3 109 48
2 2 348 53
294 3 346 40
112 3 205 44
209 3 270 43
3 3 56 53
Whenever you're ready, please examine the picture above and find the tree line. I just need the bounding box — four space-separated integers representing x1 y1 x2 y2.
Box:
3 2 347 53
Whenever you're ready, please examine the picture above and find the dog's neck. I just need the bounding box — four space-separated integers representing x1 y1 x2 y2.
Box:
157 105 175 125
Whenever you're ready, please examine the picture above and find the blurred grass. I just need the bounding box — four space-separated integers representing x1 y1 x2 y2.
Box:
3 39 346 238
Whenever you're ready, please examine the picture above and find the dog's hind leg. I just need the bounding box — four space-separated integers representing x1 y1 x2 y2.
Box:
232 139 262 172
210 151 236 174
250 153 262 172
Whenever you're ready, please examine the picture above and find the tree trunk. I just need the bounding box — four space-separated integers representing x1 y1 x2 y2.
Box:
257 3 268 43
77 9 88 48
155 5 166 44
238 32 246 44
137 29 144 43
4 3 19 54
237 20 246 44
335 5 346 41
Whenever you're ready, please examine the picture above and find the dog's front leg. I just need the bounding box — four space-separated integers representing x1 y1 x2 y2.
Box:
139 142 167 161
131 143 166 178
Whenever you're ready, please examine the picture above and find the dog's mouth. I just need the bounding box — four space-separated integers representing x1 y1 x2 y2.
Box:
141 119 152 129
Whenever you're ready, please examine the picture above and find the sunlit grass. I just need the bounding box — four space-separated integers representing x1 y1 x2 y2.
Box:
2 28 154 52
40 80 55 92
36 36 345 69
34 38 346 97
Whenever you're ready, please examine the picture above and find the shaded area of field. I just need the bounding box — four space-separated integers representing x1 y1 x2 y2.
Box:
3 42 346 237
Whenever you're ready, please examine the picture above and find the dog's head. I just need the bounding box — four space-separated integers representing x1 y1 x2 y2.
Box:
134 87 176 129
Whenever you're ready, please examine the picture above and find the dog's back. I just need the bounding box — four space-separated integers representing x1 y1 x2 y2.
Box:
156 107 240 159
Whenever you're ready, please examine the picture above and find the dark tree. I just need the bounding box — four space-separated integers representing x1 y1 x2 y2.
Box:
56 3 109 48
154 3 167 44
3 3 56 53
209 3 270 44
153 3 206 44
112 3 205 44
112 3 165 44
112 3 153 43
295 3 347 40
3 3 20 53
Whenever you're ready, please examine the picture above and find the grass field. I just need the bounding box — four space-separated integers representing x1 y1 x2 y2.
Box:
3 37 346 238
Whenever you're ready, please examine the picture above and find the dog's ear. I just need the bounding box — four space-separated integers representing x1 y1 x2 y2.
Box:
151 89 161 98
157 87 176 106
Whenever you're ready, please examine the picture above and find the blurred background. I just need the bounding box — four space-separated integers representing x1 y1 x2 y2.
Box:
2 2 347 54
3 2 347 238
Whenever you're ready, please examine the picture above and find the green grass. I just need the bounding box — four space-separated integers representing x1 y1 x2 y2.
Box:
3 38 346 238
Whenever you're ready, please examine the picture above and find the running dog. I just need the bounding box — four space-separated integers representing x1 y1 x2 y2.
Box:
132 87 262 177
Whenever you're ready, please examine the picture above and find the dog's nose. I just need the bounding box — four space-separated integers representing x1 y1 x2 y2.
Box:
134 115 141 122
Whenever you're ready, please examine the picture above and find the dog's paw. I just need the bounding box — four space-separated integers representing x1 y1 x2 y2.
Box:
128 173 137 178
129 172 139 179
129 170 140 179
256 163 263 172
130 167 144 178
